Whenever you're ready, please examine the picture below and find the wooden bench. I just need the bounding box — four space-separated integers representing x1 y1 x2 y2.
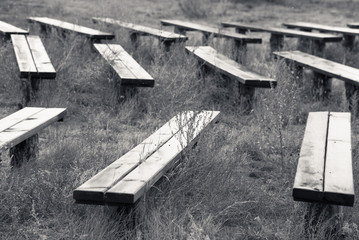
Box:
73 110 220 205
0 20 28 40
92 17 188 51
221 22 342 56
93 43 154 102
185 46 276 114
293 111 353 236
0 107 67 167
27 17 115 42
283 21 359 50
160 19 262 63
273 50 359 108
11 34 56 105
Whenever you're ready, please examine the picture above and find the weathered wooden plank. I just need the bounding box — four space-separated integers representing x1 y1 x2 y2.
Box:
293 112 329 202
26 35 56 79
94 43 154 87
0 20 28 37
73 111 196 203
324 112 354 206
221 22 342 42
27 17 114 40
273 50 359 86
11 34 37 78
105 111 220 204
160 19 261 43
0 107 44 133
283 22 359 36
92 17 188 42
347 23 359 29
0 108 66 151
186 46 276 88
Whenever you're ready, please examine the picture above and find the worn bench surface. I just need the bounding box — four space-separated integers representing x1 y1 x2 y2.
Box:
221 22 342 42
293 112 354 206
0 107 67 151
74 110 220 204
160 19 262 43
92 17 188 42
11 34 56 79
186 46 276 88
27 17 115 40
94 43 154 87
0 20 28 38
283 21 359 36
273 50 359 86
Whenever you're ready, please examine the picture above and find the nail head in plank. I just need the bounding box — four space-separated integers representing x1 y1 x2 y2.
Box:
293 112 329 202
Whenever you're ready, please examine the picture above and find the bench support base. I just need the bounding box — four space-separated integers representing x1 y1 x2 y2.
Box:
233 40 247 64
312 72 331 101
311 40 325 57
343 35 355 51
239 84 255 114
130 32 140 49
21 77 42 106
269 34 284 52
303 202 342 239
345 82 359 115
116 84 138 103
10 134 39 168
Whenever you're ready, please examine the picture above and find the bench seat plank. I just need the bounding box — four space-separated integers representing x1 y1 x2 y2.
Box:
94 43 154 87
186 46 276 88
26 35 56 79
293 112 329 202
0 20 28 38
0 108 67 151
27 17 115 40
0 107 44 133
283 22 359 36
11 34 37 77
161 19 262 43
221 22 342 42
347 23 359 29
273 50 359 86
324 112 354 206
105 111 220 204
92 17 188 42
73 111 197 203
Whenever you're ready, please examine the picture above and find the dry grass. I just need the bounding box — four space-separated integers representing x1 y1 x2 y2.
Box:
1 0 359 239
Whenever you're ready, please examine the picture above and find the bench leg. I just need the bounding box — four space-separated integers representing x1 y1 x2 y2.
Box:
235 28 247 34
312 72 331 101
239 83 255 114
343 34 355 51
10 134 39 168
202 33 211 45
174 26 186 35
345 82 359 115
269 34 284 52
311 40 325 57
116 84 138 103
233 40 247 64
303 202 342 239
161 40 173 52
298 38 311 52
130 32 140 49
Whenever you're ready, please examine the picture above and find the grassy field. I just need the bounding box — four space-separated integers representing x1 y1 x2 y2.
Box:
1 0 359 239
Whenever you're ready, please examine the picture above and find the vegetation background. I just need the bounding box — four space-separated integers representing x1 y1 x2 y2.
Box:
1 0 359 239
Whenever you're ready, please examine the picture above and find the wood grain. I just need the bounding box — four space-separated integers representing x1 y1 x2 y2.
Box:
27 17 114 40
283 22 359 36
11 34 37 78
186 46 276 88
92 17 188 42
273 50 359 86
160 19 262 44
324 112 354 206
26 35 56 79
293 112 329 202
73 111 197 203
221 22 342 42
0 108 67 151
94 43 154 87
